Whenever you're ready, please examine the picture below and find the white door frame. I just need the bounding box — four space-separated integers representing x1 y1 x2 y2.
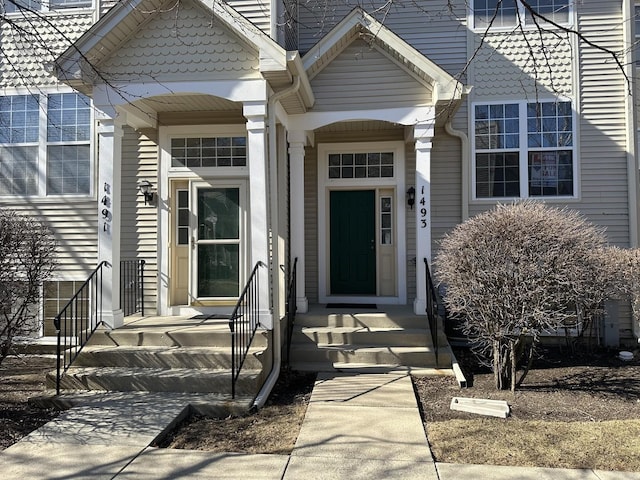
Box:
158 125 249 316
317 141 407 305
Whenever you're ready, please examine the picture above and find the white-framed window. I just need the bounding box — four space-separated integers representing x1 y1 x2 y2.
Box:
3 0 92 13
473 100 576 199
472 0 571 29
328 152 394 179
170 137 247 168
176 189 189 246
380 196 393 245
0 92 92 197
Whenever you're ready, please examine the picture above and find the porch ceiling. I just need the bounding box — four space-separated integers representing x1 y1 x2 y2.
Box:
118 93 243 129
315 120 404 133
139 94 240 113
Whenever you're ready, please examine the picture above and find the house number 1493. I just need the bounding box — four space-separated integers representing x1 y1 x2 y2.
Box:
419 186 427 228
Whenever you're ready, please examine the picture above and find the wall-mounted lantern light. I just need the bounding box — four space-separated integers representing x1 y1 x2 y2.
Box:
406 186 415 209
137 179 154 205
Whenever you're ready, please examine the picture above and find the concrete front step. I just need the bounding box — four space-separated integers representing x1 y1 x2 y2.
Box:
87 324 268 348
295 312 427 329
293 327 435 347
48 366 262 395
289 344 450 367
73 345 265 370
291 361 454 374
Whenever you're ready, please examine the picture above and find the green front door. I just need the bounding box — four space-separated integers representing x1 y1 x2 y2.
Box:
330 190 376 295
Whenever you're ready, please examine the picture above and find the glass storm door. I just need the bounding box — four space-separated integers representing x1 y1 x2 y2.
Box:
191 184 242 300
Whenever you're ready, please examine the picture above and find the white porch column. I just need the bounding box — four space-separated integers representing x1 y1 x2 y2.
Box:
96 114 124 328
244 101 272 328
288 130 308 313
413 121 435 315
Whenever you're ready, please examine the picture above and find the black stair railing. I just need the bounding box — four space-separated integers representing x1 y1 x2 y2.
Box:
120 259 145 316
229 261 267 398
284 257 298 368
54 260 108 395
424 258 441 365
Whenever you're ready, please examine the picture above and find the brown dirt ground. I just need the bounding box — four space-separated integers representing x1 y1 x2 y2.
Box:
414 346 640 471
0 354 59 450
158 371 316 454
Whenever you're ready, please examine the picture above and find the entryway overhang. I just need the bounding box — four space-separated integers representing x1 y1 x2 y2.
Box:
287 8 465 315
53 0 314 124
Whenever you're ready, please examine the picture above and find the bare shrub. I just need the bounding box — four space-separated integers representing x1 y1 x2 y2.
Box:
0 210 56 364
436 202 614 391
607 247 640 337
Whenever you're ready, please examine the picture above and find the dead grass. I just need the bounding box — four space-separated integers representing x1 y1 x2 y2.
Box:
426 419 640 471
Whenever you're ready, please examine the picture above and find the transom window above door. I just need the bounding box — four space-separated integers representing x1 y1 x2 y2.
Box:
171 137 246 168
328 152 394 179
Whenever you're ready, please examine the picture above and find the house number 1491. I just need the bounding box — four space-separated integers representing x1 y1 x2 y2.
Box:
419 186 427 228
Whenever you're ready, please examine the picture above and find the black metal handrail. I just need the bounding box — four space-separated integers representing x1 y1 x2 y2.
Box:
229 261 267 398
284 257 298 368
54 260 109 395
120 259 145 316
424 258 440 365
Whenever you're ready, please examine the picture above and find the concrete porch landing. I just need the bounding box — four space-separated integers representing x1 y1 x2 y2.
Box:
47 314 269 405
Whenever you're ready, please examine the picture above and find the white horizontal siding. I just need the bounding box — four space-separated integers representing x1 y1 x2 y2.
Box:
310 39 432 111
0 199 98 278
121 127 159 314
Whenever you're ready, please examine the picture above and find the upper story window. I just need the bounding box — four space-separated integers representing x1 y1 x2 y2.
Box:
0 92 92 197
3 0 91 13
472 0 570 29
473 100 575 199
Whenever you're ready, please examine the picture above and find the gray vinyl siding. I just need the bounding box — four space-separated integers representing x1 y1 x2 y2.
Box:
405 146 417 303
120 127 159 314
304 144 318 304
297 0 467 79
431 129 463 255
577 1 630 247
310 39 432 111
578 1 632 340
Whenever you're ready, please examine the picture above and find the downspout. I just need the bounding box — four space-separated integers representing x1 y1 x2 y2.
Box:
623 0 639 248
445 107 470 222
252 75 301 409
622 0 640 343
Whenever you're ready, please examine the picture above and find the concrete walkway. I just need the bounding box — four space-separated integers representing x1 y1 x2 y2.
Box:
2 372 639 479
